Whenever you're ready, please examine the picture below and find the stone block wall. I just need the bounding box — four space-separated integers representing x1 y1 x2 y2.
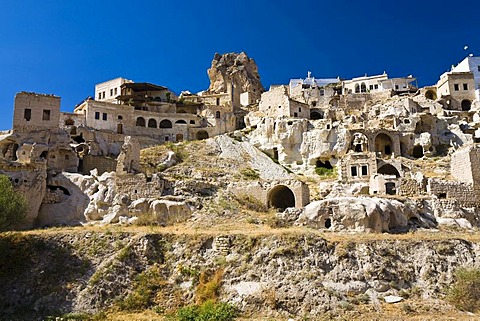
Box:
116 173 164 201
81 155 117 175
398 178 426 197
427 178 480 205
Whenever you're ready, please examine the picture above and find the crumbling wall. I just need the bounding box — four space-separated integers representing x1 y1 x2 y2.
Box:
81 155 117 175
116 173 164 201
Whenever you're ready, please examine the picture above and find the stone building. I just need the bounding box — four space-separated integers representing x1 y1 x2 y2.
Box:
258 85 309 119
289 72 340 110
13 92 61 132
342 73 416 94
451 55 480 100
436 71 476 111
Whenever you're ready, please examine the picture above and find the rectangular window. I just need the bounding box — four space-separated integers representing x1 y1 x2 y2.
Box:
24 108 31 121
351 166 358 177
42 110 51 121
95 111 100 120
361 165 368 176
369 85 374 90
102 113 107 121
374 84 378 89
102 92 106 99
165 136 169 142
395 85 399 90
110 89 113 96
98 93 102 100
114 88 118 95
463 83 468 90
454 84 459 91
477 66 480 72
299 107 301 112
293 112 298 117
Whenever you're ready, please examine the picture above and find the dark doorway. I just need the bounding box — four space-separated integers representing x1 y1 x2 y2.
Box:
268 185 295 211
412 145 424 158
385 182 396 195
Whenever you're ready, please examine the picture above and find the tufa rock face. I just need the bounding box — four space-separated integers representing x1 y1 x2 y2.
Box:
207 52 265 106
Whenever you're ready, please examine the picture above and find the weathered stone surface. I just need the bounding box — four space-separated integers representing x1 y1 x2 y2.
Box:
207 52 264 105
298 197 417 233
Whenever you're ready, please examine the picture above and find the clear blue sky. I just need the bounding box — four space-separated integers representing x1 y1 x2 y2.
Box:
0 0 479 130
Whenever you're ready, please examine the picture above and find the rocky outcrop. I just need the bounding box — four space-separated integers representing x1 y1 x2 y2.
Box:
297 197 424 233
207 52 264 106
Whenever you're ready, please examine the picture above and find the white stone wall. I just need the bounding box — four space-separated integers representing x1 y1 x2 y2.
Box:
95 77 132 103
343 74 388 94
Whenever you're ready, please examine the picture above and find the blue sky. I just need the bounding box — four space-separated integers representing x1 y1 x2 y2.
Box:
0 0 479 130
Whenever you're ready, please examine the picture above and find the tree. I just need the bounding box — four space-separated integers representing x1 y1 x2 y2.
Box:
0 174 28 231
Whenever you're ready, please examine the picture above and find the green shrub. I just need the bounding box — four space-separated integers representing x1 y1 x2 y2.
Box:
314 166 336 177
446 267 480 312
0 174 28 231
175 300 237 321
240 167 260 180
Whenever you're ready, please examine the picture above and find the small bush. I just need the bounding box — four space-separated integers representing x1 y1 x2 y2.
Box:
195 269 224 304
175 300 237 321
446 267 480 312
118 265 167 311
240 167 260 180
0 174 28 231
314 166 336 178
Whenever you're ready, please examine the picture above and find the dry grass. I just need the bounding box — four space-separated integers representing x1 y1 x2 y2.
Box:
19 223 480 244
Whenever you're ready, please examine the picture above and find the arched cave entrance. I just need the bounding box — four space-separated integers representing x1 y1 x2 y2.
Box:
461 99 472 111
374 133 393 156
412 145 424 158
310 110 324 120
425 90 437 100
268 185 295 211
196 130 209 140
377 164 401 177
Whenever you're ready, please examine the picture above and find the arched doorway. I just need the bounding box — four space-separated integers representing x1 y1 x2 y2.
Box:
310 110 324 120
148 119 157 128
375 133 393 156
351 132 368 152
355 84 360 93
268 185 295 211
196 130 209 140
136 117 146 127
160 119 173 128
461 99 472 111
378 164 400 177
360 82 367 93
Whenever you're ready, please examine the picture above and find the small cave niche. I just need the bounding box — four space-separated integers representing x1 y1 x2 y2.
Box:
316 160 333 169
324 218 332 229
73 133 85 144
47 185 71 196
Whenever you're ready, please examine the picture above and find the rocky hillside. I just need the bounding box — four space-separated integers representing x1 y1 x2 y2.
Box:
1 228 479 320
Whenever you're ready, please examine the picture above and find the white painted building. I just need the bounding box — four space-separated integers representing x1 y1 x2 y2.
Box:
451 56 480 100
95 77 133 104
343 73 416 94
